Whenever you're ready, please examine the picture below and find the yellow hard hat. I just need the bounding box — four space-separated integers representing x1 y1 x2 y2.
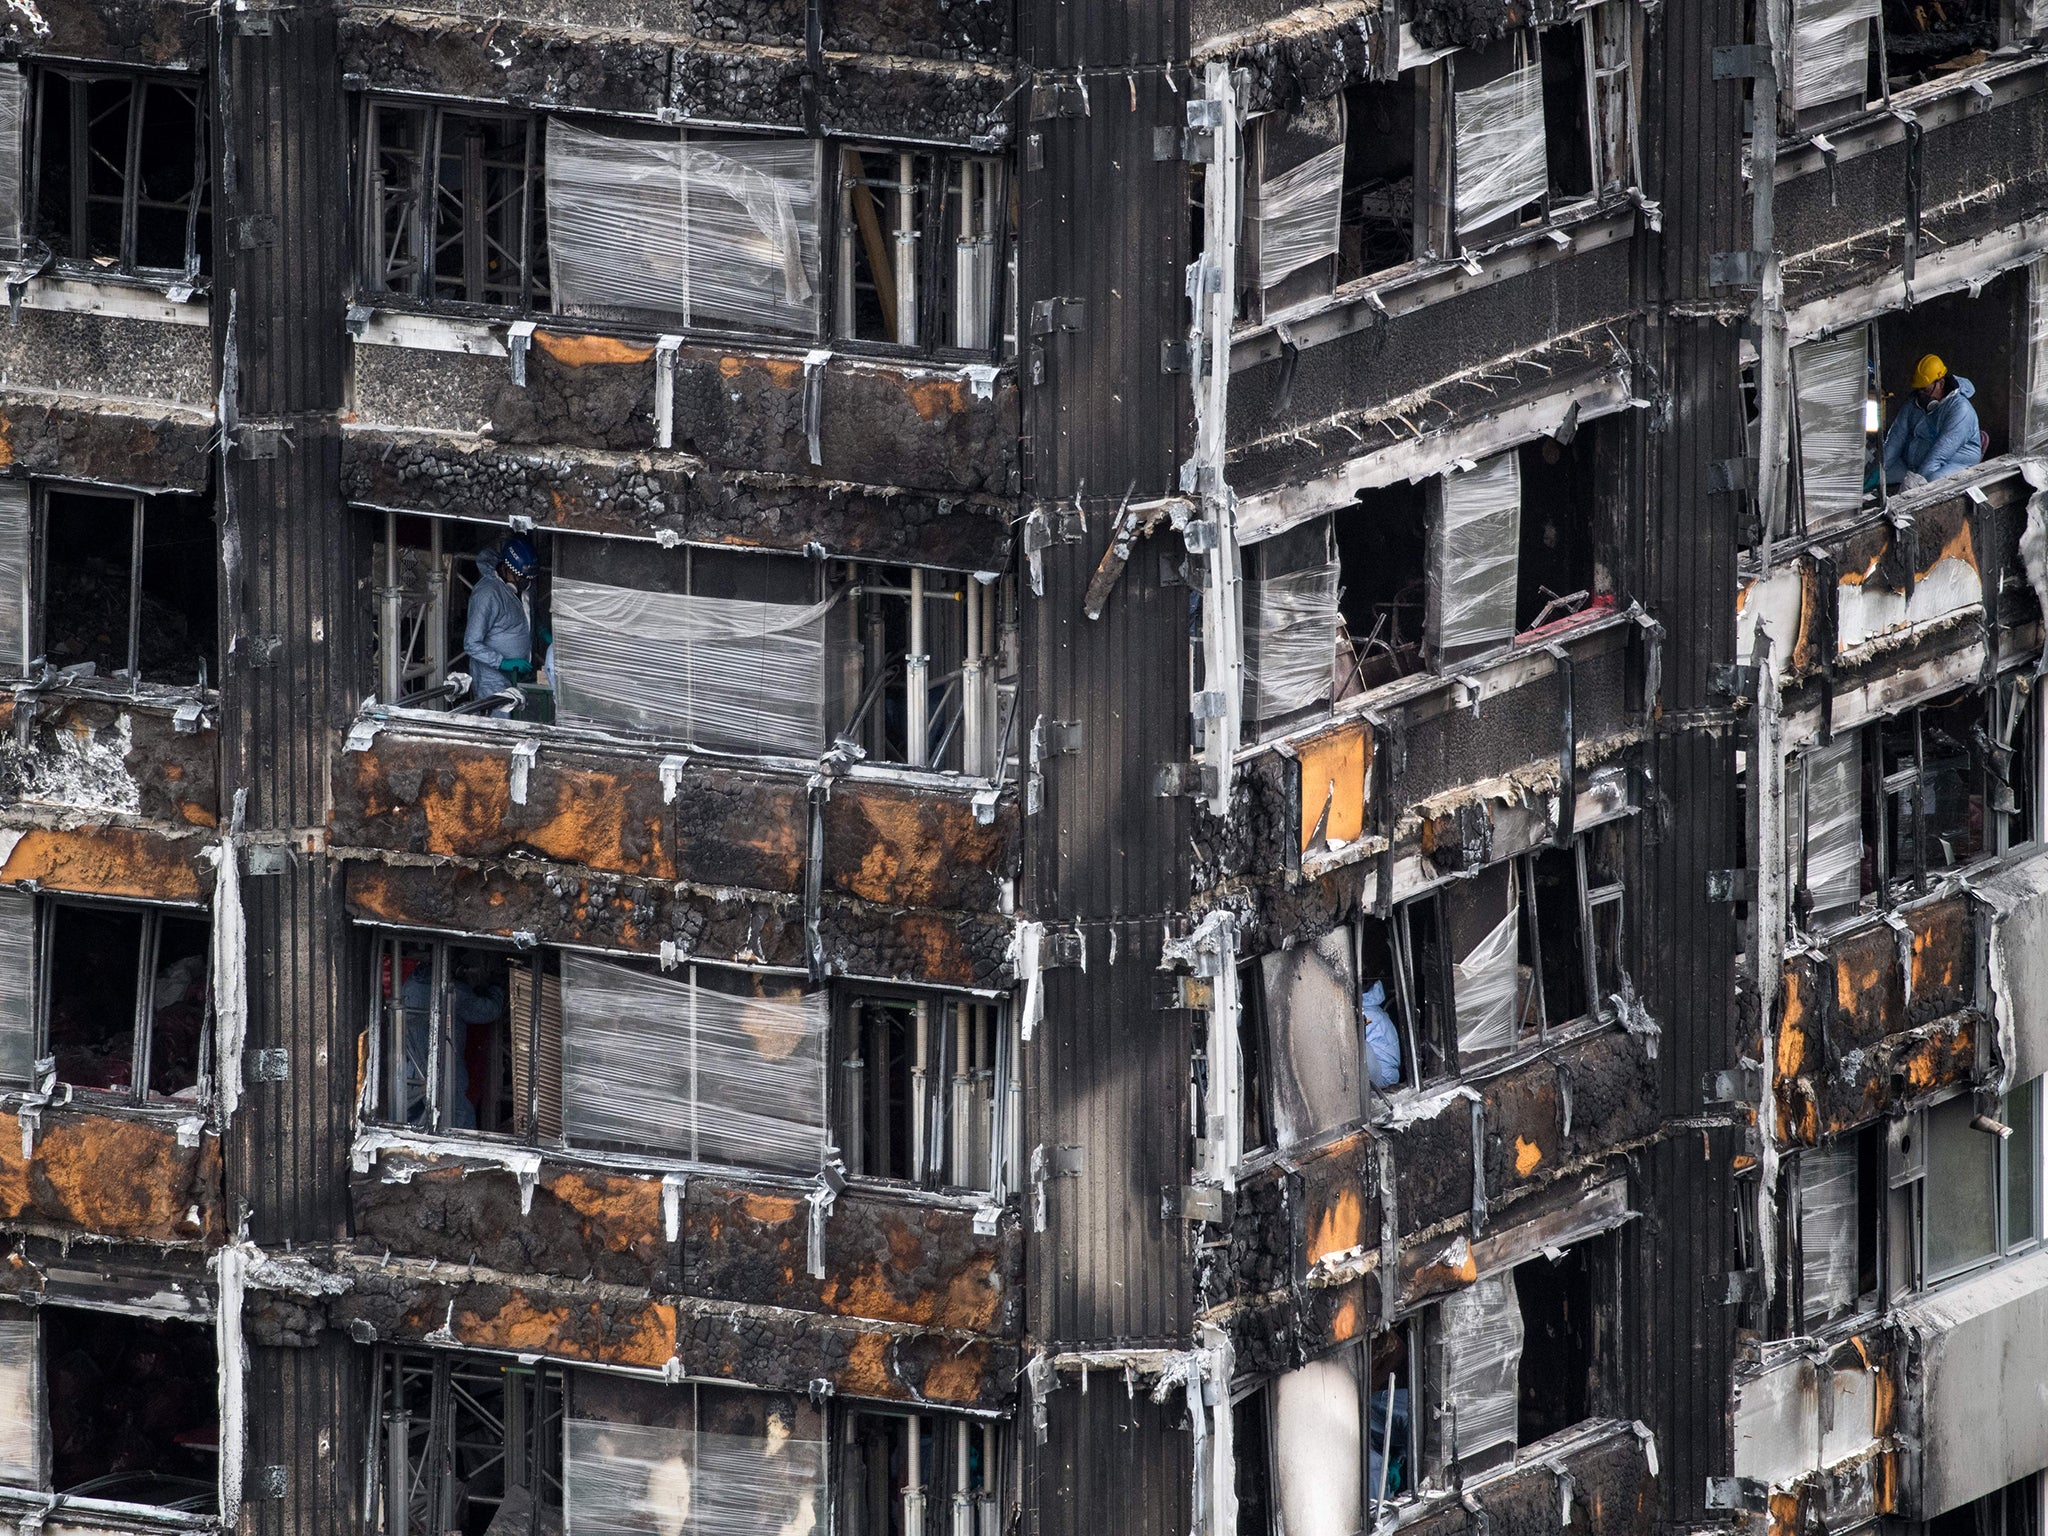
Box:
1911 353 1949 390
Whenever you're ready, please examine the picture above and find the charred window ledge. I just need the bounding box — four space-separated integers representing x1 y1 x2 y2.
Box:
1371 1416 1647 1532
0 1102 223 1245
0 1488 219 1533
1231 203 1637 370
1774 48 2048 176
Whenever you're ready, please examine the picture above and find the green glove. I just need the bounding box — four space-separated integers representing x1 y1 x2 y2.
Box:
498 658 536 683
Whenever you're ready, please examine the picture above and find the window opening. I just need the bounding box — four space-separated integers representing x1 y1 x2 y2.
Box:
1911 1077 2044 1281
1513 1246 1597 1446
835 147 926 346
41 488 216 688
1787 0 1881 118
933 155 1008 352
836 1408 1005 1536
1928 1476 2046 1536
1335 482 1428 694
373 1348 562 1536
371 937 522 1136
1394 893 1455 1085
1538 24 1595 204
1242 517 1340 742
30 66 209 276
1245 98 1346 319
1338 76 1419 283
839 989 1008 1192
41 1307 217 1509
1451 35 1548 246
1873 269 2017 487
42 899 211 1103
1514 434 1601 635
1235 956 1276 1156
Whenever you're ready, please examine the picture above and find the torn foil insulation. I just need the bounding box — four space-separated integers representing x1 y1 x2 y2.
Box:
552 578 832 757
1244 560 1339 721
1257 144 1345 290
1454 56 1547 237
559 953 828 1174
1794 328 1869 526
1440 1270 1525 1461
546 119 823 335
1431 453 1521 657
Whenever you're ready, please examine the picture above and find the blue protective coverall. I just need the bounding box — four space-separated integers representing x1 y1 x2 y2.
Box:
1363 979 1403 1090
464 551 532 678
1882 375 1983 485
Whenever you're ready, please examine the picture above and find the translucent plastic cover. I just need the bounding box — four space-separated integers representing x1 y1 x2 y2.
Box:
0 1308 37 1487
1804 736 1863 918
1454 58 1548 238
552 577 831 758
0 481 27 676
559 953 828 1174
1432 453 1522 656
0 67 23 259
0 889 31 1088
1795 329 1869 526
1789 0 1879 111
1258 144 1345 290
2024 258 2048 451
1441 1271 1524 1461
1246 561 1339 720
546 119 822 335
565 1418 826 1536
1274 1352 1362 1536
1453 903 1519 1060
1262 927 1363 1150
1799 1142 1859 1321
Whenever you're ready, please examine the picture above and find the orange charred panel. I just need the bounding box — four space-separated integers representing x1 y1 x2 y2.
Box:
1298 1132 1374 1267
0 1108 220 1241
1906 898 1972 1019
1298 721 1370 852
821 782 1015 908
445 1288 677 1369
535 332 655 366
0 825 208 901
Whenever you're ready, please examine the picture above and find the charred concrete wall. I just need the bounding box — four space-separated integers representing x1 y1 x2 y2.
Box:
0 0 210 67
0 1106 223 1245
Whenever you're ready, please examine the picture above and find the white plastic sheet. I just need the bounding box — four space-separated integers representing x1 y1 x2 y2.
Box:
1453 904 1520 1060
0 1309 37 1487
1246 561 1339 720
0 67 23 260
0 481 27 676
565 1419 825 1536
1454 57 1548 237
559 953 827 1173
2023 257 2048 452
1262 927 1362 1150
1789 0 1879 112
0 889 31 1088
1432 454 1522 656
1804 736 1864 918
1258 144 1345 290
552 578 831 758
1795 328 1869 526
546 120 822 335
1799 1143 1859 1321
1440 1271 1524 1463
1274 1352 1362 1536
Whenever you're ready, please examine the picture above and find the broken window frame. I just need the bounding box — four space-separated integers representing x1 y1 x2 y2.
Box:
25 62 211 281
834 985 1016 1196
34 894 213 1107
362 932 535 1141
833 1405 1010 1536
354 97 549 313
365 1346 565 1536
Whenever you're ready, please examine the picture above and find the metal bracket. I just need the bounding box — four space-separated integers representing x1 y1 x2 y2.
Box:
1050 1145 1084 1178
1160 340 1189 374
1708 455 1757 494
1029 297 1086 337
172 702 205 734
507 319 537 387
245 844 293 876
237 422 284 460
1704 1477 1769 1514
1708 662 1760 702
1709 250 1766 288
1177 1185 1225 1223
1029 79 1090 120
248 1047 291 1084
1703 1065 1763 1104
1155 762 1215 799
234 214 278 250
1046 720 1083 756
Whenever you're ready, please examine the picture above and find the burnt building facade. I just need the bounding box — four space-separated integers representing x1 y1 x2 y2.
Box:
0 0 2046 1535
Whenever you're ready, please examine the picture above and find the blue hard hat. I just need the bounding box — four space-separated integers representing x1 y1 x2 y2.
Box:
500 537 539 577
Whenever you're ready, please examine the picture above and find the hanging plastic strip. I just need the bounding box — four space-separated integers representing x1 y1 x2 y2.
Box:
1789 0 1881 111
0 1308 36 1487
1798 1142 1859 1321
565 1418 828 1536
1257 143 1346 290
2023 257 2048 452
1453 904 1520 1060
0 888 30 1088
1454 56 1549 237
559 953 828 1174
1245 560 1340 720
0 481 27 677
1803 735 1863 918
552 577 834 758
1440 1271 1525 1461
546 119 823 335
1794 328 1869 526
1434 453 1522 655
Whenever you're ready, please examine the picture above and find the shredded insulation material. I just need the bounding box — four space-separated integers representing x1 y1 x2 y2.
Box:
1245 560 1339 719
1803 736 1863 917
1453 904 1520 1060
1258 144 1345 289
0 1307 38 1486
1794 328 1869 526
1261 926 1362 1150
1454 58 1547 237
565 1418 825 1536
1273 1351 1362 1536
1440 1271 1524 1460
1798 1142 1859 1321
1433 453 1521 655
546 119 822 335
0 888 31 1087
552 578 832 757
559 953 828 1173
1789 0 1879 111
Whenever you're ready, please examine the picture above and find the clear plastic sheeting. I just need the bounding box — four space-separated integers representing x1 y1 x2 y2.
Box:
1274 1352 1362 1536
0 481 26 676
1789 0 1879 111
2024 258 2048 451
559 953 828 1174
552 578 831 758
546 119 822 335
1795 329 1870 526
1257 144 1345 290
1454 58 1547 237
565 1420 825 1536
0 1309 36 1487
1804 736 1864 918
1441 1271 1524 1462
1432 454 1521 656
1262 927 1362 1150
1245 561 1339 720
1453 904 1520 1060
0 889 30 1088
1799 1143 1859 1321
0 67 23 259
